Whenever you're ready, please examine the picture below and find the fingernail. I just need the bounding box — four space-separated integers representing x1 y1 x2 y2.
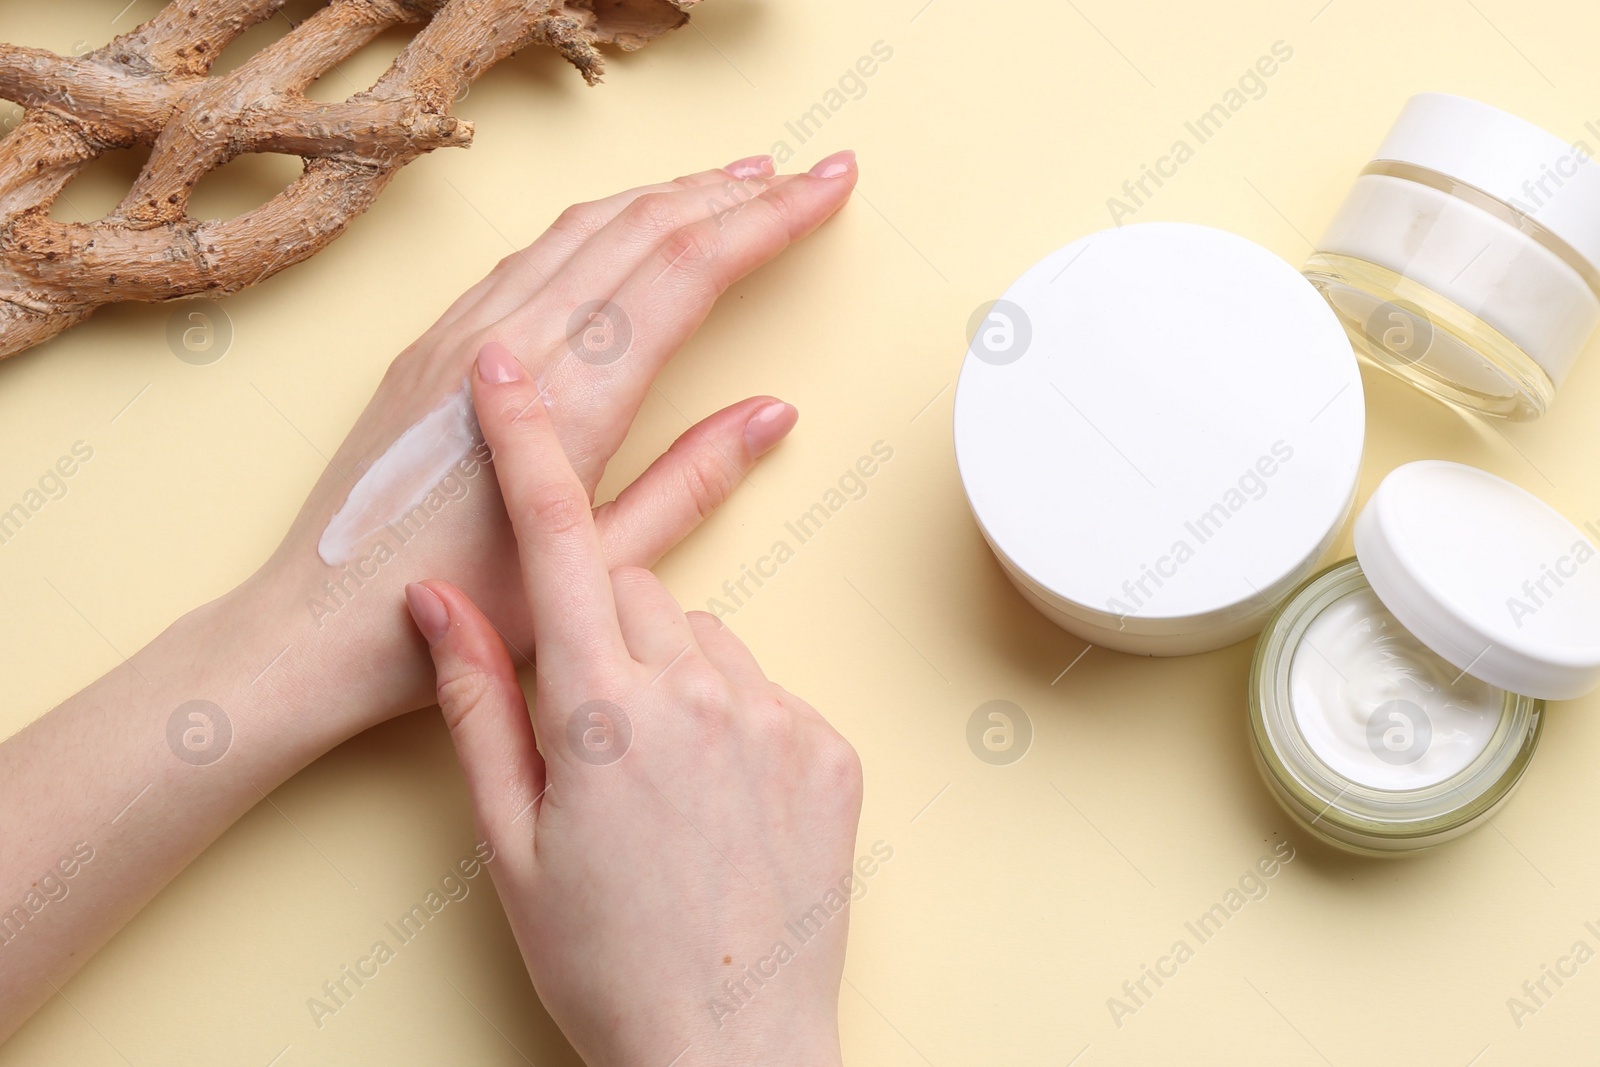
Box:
405 583 450 645
476 341 525 384
725 154 774 180
808 149 855 180
743 401 799 457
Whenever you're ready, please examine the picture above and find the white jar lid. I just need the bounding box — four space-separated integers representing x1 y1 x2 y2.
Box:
1374 93 1600 277
954 223 1366 655
1355 461 1600 701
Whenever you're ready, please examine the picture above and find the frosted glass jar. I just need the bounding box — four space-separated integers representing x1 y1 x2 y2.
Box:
1249 463 1600 855
1305 94 1600 420
1251 559 1544 854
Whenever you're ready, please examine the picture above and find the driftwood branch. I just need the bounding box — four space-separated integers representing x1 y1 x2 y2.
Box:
0 0 698 359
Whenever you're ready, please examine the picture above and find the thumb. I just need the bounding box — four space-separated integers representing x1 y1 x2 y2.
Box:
405 580 547 856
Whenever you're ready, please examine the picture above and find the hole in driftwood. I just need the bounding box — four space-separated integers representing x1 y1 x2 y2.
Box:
46 144 154 223
210 2 417 102
186 151 305 222
304 25 415 103
209 0 329 78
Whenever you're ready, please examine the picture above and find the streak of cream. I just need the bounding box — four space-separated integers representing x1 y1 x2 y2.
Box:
317 382 482 566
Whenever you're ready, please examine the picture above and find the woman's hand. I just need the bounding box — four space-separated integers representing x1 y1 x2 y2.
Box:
0 151 856 1043
404 343 864 1066
233 150 859 743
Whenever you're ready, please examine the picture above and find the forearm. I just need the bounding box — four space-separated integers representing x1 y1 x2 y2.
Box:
0 576 416 1040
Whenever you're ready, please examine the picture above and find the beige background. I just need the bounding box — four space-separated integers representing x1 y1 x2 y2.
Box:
5 0 1600 1063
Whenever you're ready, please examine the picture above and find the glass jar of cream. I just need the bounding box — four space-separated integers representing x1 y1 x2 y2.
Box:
1250 461 1600 855
1305 93 1600 421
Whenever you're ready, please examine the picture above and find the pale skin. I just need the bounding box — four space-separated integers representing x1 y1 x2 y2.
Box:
0 148 863 1064
409 341 862 1065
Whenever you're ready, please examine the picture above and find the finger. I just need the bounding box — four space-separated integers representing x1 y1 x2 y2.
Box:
406 581 546 855
454 158 778 333
471 341 627 671
595 396 798 568
482 174 795 369
535 149 856 488
610 566 701 669
686 611 768 687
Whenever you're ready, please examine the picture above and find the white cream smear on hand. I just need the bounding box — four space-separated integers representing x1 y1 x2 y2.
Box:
317 382 482 566
1289 585 1503 790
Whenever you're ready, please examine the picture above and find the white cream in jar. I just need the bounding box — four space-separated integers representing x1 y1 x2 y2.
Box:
1250 462 1600 855
1288 583 1502 790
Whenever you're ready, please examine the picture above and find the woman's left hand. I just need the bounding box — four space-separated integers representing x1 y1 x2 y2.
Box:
233 150 859 741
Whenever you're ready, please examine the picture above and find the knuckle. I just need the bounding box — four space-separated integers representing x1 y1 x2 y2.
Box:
749 692 797 747
435 667 499 730
378 345 419 387
816 731 865 800
675 445 733 521
685 609 724 634
610 564 659 593
681 670 736 727
611 563 655 584
489 251 520 278
486 387 533 427
621 191 685 238
657 223 722 281
550 200 603 239
524 480 594 538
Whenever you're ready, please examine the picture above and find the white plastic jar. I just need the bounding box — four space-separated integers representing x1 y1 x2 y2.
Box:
1306 93 1600 420
954 223 1365 656
1249 462 1600 855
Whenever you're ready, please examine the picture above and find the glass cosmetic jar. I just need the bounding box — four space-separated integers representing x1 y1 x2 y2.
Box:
1249 462 1600 855
953 223 1365 656
1305 93 1600 421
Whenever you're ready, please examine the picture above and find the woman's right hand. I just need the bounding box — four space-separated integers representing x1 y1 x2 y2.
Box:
404 342 865 1067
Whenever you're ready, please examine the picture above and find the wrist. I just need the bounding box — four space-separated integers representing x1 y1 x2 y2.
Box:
654 1009 842 1067
677 1033 843 1067
205 559 437 747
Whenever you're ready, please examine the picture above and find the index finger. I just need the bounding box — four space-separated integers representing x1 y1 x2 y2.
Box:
471 341 627 673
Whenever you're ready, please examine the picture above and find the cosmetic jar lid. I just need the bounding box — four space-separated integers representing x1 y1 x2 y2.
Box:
954 222 1365 652
1373 93 1600 277
1354 460 1600 701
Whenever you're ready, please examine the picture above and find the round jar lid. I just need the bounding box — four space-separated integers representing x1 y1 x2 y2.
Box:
1355 461 1600 701
1373 93 1600 279
954 223 1366 654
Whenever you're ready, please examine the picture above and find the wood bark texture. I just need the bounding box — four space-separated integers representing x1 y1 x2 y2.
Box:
0 0 699 359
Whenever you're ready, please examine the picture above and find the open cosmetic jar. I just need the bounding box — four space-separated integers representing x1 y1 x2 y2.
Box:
953 223 1366 656
1250 462 1600 855
1306 93 1600 421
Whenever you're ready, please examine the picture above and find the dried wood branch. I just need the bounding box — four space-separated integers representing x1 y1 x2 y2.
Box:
0 0 699 359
